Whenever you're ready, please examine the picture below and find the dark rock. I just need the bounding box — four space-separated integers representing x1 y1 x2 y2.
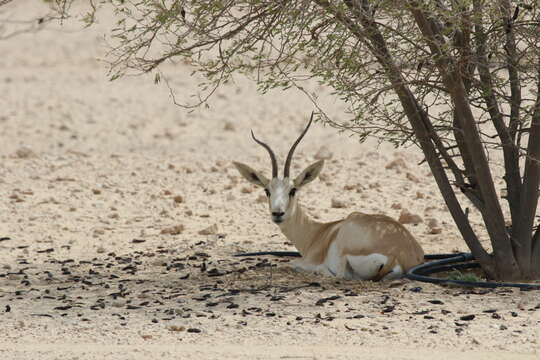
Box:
315 295 341 306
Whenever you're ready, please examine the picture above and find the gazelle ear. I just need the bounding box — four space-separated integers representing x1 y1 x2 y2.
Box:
233 161 270 188
293 160 324 188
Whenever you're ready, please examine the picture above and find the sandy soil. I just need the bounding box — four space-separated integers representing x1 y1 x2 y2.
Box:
1 2 539 359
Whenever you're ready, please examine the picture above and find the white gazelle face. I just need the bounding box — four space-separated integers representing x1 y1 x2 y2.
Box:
233 159 325 225
264 178 298 224
232 113 324 227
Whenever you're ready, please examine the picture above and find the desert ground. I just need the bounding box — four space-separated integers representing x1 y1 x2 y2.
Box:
0 2 539 359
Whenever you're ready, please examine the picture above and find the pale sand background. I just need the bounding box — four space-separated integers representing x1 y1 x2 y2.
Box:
1 2 538 359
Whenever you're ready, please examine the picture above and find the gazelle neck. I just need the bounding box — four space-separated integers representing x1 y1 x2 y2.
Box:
278 201 325 256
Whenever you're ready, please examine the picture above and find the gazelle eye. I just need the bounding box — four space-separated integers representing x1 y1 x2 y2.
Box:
289 188 297 197
264 189 270 197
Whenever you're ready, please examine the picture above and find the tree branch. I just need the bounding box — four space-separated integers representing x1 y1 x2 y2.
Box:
499 0 522 141
322 0 493 269
408 0 518 276
514 58 540 274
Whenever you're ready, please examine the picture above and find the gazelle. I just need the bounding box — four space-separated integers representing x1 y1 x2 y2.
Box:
233 113 425 281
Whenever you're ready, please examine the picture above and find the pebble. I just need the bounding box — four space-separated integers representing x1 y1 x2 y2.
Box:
426 218 442 234
428 300 444 305
160 225 185 235
406 172 420 183
199 224 218 235
315 295 341 306
385 158 408 172
223 121 235 131
398 209 423 224
168 325 185 332
331 198 347 209
173 195 184 203
14 147 37 159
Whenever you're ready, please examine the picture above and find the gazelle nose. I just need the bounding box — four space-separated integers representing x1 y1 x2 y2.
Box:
272 211 285 218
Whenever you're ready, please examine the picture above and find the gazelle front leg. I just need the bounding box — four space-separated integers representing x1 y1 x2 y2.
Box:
290 258 336 277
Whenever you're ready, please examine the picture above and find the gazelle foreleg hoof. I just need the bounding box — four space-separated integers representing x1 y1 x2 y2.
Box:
290 259 335 277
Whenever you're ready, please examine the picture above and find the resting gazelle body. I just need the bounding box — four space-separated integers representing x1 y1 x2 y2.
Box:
234 113 424 281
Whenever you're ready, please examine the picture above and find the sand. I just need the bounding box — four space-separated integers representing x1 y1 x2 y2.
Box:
1 1 538 359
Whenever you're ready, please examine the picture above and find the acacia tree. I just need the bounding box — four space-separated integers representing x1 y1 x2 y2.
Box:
58 0 540 280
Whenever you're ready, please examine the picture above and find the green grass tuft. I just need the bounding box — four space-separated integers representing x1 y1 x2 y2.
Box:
447 270 483 283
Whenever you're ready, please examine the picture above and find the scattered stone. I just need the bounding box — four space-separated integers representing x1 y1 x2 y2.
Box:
173 195 184 203
168 325 185 332
426 218 442 234
314 146 333 160
385 158 408 172
14 147 37 159
315 295 341 306
428 300 444 305
111 301 126 308
92 189 102 195
391 203 401 210
93 228 105 237
198 224 218 235
406 172 420 183
161 225 185 235
460 314 475 321
398 209 423 224
223 121 235 131
187 328 201 333
131 239 145 244
331 198 347 209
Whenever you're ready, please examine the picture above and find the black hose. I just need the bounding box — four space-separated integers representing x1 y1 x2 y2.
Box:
234 250 540 289
234 250 463 260
234 251 302 258
406 253 540 289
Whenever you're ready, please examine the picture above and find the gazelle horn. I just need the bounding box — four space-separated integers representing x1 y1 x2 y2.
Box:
283 112 314 178
251 130 278 178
